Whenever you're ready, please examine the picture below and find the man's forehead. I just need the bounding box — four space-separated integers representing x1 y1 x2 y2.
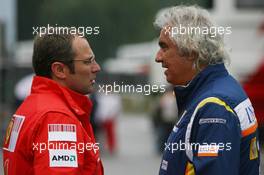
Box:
161 25 171 34
159 28 171 42
72 37 92 52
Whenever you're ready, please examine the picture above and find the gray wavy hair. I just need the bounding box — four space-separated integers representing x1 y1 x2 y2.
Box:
154 5 230 70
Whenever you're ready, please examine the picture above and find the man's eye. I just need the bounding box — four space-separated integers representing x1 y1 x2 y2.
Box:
160 45 168 51
83 58 95 64
83 60 91 64
161 47 168 52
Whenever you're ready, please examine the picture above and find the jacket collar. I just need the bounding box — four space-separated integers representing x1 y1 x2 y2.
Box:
174 63 228 114
31 76 92 117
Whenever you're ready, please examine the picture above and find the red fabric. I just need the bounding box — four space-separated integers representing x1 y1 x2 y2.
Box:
243 60 264 126
102 119 116 153
3 76 103 175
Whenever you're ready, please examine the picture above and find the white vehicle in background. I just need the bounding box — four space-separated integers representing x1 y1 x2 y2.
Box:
105 0 264 82
104 0 264 126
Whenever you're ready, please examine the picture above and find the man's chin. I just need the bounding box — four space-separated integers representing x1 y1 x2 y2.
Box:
87 86 95 94
166 76 173 84
78 87 94 95
166 77 179 86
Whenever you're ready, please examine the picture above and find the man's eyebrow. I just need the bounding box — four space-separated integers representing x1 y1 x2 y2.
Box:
87 54 95 60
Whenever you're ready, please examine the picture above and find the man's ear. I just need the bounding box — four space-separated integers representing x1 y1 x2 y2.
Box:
51 62 67 79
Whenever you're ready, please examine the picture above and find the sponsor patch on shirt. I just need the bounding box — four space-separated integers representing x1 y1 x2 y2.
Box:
3 115 25 152
198 145 219 157
48 124 76 142
49 149 78 167
161 159 168 171
199 118 226 125
234 98 258 137
250 137 258 160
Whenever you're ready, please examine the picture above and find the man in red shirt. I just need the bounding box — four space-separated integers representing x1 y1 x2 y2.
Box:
3 31 103 174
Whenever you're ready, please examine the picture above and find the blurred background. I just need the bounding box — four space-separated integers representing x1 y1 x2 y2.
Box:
0 0 264 174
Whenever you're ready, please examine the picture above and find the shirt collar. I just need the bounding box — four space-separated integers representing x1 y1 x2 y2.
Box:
31 76 92 117
174 63 228 113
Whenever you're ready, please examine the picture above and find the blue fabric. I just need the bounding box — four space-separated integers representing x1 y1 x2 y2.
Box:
159 64 260 175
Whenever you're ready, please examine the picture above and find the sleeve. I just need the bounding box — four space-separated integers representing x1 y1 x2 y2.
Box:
190 101 241 175
32 112 98 175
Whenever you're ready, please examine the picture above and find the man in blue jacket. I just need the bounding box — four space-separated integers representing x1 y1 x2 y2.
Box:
154 5 260 175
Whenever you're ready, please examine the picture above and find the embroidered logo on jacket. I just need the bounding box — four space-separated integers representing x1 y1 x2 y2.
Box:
49 149 78 167
48 124 77 142
161 160 168 171
199 118 226 125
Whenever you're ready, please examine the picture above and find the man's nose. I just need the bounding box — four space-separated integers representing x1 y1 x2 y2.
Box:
92 61 101 73
155 49 163 63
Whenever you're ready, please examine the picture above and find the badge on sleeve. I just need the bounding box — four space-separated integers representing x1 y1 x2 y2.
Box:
3 115 25 152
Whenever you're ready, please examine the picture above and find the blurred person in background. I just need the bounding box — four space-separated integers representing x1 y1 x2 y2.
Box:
154 5 260 175
152 86 178 154
89 92 100 137
95 87 121 154
243 21 264 145
3 30 103 174
14 73 34 107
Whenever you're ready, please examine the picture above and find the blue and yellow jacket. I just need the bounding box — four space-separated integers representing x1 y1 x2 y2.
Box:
159 64 260 175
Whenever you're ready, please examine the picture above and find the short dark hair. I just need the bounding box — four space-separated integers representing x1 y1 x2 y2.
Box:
32 33 76 78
